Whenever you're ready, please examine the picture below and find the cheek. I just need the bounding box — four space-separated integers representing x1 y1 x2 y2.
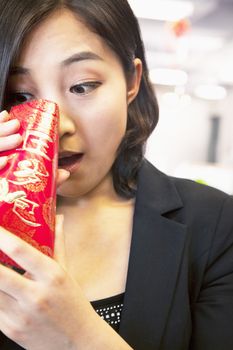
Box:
81 94 128 152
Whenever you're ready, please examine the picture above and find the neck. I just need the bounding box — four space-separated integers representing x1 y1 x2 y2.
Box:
57 173 129 210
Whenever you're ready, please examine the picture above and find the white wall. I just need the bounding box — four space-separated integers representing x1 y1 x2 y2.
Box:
217 90 233 164
145 88 233 193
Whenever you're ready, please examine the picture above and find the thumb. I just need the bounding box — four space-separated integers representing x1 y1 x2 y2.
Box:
54 214 66 269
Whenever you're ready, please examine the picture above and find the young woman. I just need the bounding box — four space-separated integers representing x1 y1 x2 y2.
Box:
0 1 232 349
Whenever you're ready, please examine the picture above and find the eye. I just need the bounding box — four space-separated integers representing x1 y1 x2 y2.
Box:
6 92 33 106
70 81 101 95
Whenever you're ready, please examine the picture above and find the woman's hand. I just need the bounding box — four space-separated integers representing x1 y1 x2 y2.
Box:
0 216 99 350
0 110 22 169
0 218 133 350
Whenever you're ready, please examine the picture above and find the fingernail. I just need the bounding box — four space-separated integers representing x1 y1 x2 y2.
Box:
10 119 20 127
0 156 8 166
0 110 9 122
57 168 71 187
14 133 23 143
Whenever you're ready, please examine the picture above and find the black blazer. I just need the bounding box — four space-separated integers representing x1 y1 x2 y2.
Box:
1 160 233 349
118 160 233 350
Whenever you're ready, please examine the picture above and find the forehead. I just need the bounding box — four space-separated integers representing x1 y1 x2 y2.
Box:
16 8 118 67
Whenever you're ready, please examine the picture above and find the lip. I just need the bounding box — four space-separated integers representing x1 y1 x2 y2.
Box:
58 152 84 173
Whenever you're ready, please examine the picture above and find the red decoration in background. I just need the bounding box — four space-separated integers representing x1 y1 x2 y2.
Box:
171 18 191 37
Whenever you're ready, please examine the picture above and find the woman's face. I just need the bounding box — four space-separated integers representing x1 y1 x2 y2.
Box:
6 9 141 199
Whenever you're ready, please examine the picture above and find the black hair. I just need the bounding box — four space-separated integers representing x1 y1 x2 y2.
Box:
0 0 159 198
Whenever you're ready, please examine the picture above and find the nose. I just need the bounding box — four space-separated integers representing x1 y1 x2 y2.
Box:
58 108 76 139
38 92 76 138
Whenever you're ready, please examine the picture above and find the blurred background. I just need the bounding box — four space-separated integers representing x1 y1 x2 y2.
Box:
129 0 233 194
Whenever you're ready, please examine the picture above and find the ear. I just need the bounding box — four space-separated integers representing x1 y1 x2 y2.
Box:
127 58 143 105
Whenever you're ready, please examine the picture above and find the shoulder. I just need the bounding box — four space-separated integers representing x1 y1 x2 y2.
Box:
140 159 233 216
168 173 233 251
167 169 233 245
138 159 233 254
169 171 233 218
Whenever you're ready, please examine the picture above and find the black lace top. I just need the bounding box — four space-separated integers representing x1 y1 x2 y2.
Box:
91 293 124 332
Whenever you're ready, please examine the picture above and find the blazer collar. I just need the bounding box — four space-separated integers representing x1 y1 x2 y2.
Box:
119 160 187 349
135 159 183 214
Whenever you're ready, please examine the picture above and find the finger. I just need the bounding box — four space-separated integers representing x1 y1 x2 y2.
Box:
0 156 8 169
0 309 25 347
0 119 20 137
0 133 23 152
0 263 31 300
0 310 16 341
54 215 66 268
0 292 25 326
0 110 9 122
0 226 54 279
57 168 70 187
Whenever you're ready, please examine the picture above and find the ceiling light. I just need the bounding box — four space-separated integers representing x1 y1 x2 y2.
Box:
194 84 227 101
128 0 194 21
219 66 233 85
181 35 224 52
150 68 188 86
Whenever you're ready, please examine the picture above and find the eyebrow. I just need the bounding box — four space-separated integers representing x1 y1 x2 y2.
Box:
9 51 103 76
61 51 103 66
9 66 29 76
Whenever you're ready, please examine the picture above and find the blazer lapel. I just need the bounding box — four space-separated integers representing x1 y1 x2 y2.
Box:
119 161 187 349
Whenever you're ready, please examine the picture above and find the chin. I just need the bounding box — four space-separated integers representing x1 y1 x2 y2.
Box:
56 182 79 198
57 188 79 198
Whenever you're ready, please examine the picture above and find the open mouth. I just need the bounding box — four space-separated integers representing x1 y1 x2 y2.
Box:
58 152 83 173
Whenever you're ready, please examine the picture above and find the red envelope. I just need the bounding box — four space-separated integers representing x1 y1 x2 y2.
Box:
0 100 59 268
